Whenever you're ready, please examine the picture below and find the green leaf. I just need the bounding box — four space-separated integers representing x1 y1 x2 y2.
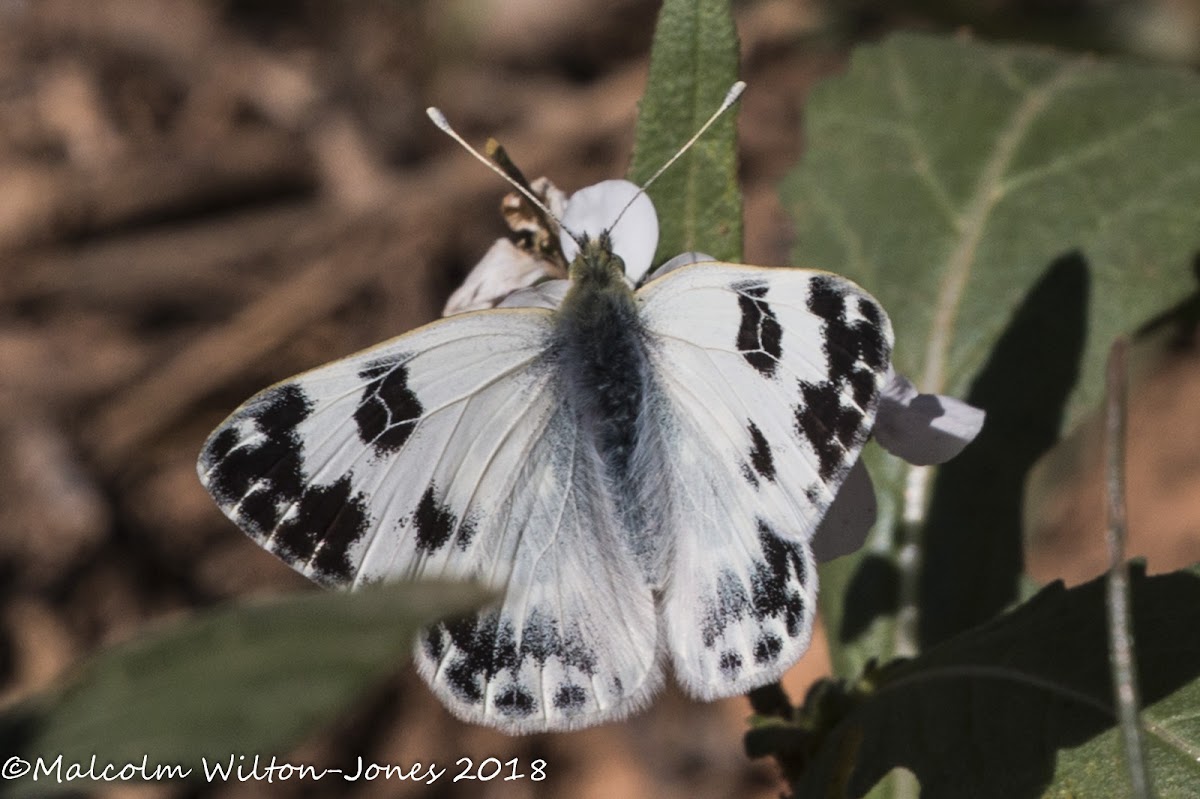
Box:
628 0 742 265
0 581 494 796
791 33 1200 667
788 33 1200 416
792 564 1200 799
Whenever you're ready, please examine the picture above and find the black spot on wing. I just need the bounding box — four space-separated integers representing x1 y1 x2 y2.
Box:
441 611 515 705
310 485 370 583
806 275 845 321
413 484 475 553
719 651 743 680
205 427 239 464
521 609 599 674
554 683 588 711
806 275 890 409
856 297 887 367
238 491 285 539
734 280 783 377
257 382 314 429
697 522 809 652
354 360 423 456
434 608 600 715
792 276 889 485
444 658 485 705
754 634 783 665
271 475 370 585
806 277 883 376
701 569 752 647
848 367 878 410
747 421 776 483
751 520 809 637
495 685 536 718
795 380 866 483
202 383 312 534
423 626 446 663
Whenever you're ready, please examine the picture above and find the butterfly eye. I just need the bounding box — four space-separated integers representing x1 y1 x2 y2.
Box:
559 180 659 284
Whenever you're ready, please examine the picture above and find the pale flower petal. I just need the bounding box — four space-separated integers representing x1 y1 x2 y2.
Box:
559 180 658 284
810 457 877 562
497 279 571 310
503 177 568 239
873 370 985 466
442 239 564 316
645 251 715 282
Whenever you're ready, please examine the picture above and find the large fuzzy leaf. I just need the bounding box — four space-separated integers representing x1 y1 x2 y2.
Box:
787 33 1200 674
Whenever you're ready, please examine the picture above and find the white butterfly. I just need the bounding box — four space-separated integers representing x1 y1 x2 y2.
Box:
197 99 895 734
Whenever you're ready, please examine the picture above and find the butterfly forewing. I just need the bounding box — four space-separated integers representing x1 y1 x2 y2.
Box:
201 312 548 585
636 263 893 696
197 308 659 732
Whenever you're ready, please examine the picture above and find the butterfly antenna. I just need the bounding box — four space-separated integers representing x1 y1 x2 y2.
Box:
426 107 583 248
611 80 746 228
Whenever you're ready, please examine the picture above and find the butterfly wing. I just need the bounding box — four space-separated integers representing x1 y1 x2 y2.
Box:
197 309 659 732
636 263 893 696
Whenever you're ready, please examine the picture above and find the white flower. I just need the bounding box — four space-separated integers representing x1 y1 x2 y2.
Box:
443 238 563 315
444 179 656 317
442 177 569 316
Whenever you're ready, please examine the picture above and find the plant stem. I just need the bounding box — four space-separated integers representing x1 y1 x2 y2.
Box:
1104 337 1154 799
894 465 930 660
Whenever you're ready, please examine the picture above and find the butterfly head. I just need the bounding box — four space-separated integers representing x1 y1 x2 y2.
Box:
559 180 658 285
567 231 626 286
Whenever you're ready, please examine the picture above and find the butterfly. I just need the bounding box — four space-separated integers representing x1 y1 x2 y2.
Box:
196 95 894 734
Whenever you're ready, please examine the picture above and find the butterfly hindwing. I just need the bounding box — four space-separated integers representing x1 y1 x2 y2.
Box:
198 309 659 732
415 402 660 731
636 262 893 696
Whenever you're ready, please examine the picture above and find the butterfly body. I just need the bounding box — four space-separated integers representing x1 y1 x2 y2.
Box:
553 234 664 569
199 187 893 733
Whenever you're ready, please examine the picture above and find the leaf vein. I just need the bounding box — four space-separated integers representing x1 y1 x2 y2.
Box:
918 61 1084 395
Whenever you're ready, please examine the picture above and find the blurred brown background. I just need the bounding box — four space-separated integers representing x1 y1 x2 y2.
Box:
1 1 1199 797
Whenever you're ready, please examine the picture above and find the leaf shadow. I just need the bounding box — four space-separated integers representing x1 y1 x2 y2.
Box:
1135 251 1200 351
839 553 900 643
795 564 1200 799
918 250 1089 648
